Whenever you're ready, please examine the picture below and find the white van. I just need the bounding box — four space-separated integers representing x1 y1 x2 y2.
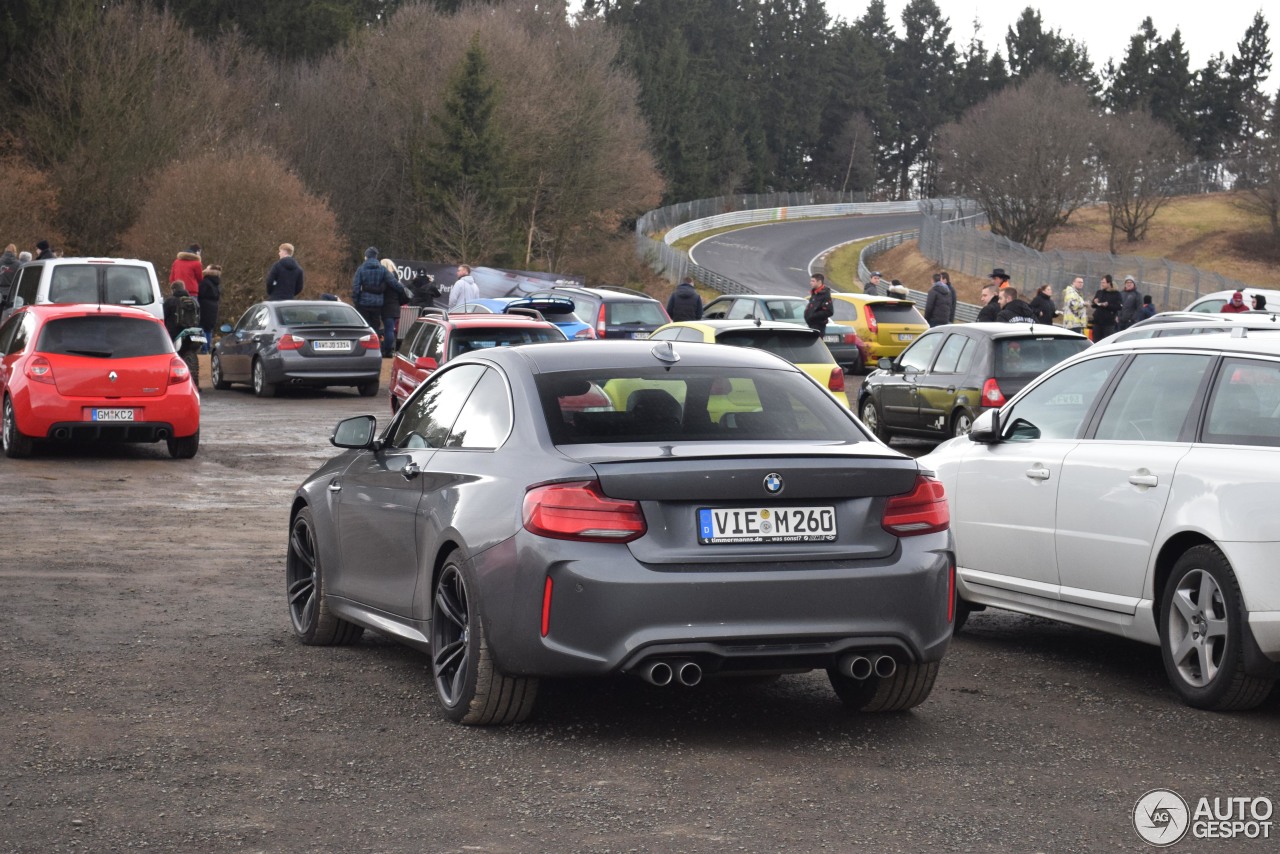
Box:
1 257 165 322
1184 287 1280 314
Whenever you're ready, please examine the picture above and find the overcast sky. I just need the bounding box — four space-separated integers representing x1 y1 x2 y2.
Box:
826 1 1267 70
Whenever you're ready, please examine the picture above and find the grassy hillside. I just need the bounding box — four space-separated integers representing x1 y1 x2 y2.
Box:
846 192 1278 308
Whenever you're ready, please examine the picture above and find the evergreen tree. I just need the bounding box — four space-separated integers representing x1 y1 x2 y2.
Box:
1190 53 1238 162
1149 29 1195 147
812 21 891 193
1106 17 1160 112
1229 11 1273 164
887 0 957 198
855 0 899 193
1003 7 1098 95
954 20 1007 115
755 0 831 189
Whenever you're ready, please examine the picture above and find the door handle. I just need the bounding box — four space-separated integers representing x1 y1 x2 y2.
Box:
1025 466 1051 481
401 460 422 480
328 478 341 493
946 386 956 393
1129 474 1158 487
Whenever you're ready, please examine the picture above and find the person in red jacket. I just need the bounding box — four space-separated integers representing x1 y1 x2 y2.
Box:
1220 291 1250 313
169 244 203 293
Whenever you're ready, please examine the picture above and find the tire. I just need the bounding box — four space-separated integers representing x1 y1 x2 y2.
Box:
954 598 973 633
286 507 364 646
3 396 34 459
210 355 231 390
252 358 277 398
357 380 379 397
167 430 199 459
859 397 890 442
828 660 939 712
1159 545 1273 711
430 555 538 725
951 410 974 438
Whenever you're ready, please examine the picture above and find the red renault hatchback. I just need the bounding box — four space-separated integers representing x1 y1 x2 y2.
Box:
0 305 201 459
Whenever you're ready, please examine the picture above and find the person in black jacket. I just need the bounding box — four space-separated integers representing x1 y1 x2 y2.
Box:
1029 284 1057 325
266 242 304 300
924 273 953 327
976 281 1002 323
996 287 1036 323
804 274 834 333
666 277 704 321
1091 274 1122 340
198 264 222 353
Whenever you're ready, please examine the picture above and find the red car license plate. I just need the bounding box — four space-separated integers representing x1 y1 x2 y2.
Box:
91 408 136 422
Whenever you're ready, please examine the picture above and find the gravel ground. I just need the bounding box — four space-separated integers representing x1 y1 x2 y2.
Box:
2 370 1277 853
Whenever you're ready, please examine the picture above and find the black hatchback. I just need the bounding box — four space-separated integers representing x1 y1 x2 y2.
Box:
856 323 1090 442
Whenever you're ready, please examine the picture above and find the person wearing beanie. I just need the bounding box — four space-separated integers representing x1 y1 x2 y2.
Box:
352 247 408 356
169 243 203 294
198 263 223 353
35 239 54 260
0 243 19 305
266 242 304 300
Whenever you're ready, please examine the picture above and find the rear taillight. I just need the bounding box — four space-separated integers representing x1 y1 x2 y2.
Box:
358 333 381 350
541 576 553 637
523 480 646 543
595 305 608 339
574 327 596 340
863 305 878 336
168 356 190 385
980 378 1005 407
278 333 305 351
882 475 949 537
828 367 845 393
947 561 956 623
842 333 861 344
26 356 55 384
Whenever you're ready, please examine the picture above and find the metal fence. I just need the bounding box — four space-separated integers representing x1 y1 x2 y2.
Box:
916 200 1253 312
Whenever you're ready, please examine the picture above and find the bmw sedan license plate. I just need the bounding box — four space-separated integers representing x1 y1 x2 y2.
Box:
698 507 837 544
312 339 350 352
92 408 135 422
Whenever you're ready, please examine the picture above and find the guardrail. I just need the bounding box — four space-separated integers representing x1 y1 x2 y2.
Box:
854 229 983 323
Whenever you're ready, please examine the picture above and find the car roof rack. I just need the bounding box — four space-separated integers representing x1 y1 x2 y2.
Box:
503 306 546 321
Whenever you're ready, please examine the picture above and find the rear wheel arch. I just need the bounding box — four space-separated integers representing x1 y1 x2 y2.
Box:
1152 531 1217 614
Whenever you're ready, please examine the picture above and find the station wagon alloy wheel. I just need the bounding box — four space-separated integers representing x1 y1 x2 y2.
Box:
1167 568 1227 689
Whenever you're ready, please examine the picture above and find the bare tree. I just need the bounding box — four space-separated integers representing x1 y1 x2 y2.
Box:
1097 111 1187 253
16 4 271 254
421 183 507 266
938 72 1100 250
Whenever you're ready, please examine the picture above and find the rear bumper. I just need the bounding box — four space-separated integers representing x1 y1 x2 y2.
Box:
473 532 954 678
18 386 199 439
265 352 382 385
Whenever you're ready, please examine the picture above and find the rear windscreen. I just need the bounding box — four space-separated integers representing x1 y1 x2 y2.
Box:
103 267 155 306
717 331 834 365
870 302 926 325
606 301 668 328
449 327 564 359
994 337 1090 377
537 366 861 445
48 266 101 304
277 304 366 326
36 316 172 358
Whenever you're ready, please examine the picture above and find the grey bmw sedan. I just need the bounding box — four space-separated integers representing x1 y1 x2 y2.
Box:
286 340 954 725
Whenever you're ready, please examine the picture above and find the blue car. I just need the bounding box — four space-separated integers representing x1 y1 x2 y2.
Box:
454 296 595 340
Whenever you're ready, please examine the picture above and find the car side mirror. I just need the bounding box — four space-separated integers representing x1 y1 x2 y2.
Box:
331 415 378 449
414 356 438 371
219 323 233 333
968 409 1000 443
877 357 895 372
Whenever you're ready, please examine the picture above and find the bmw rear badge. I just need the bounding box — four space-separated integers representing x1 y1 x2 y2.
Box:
764 472 783 494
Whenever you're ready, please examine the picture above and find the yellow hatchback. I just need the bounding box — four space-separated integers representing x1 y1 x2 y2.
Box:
648 319 849 408
830 293 927 369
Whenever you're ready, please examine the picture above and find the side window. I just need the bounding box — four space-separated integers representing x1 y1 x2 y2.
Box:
931 334 971 374
679 327 706 342
446 368 512 449
397 322 422 357
1003 355 1122 441
649 327 681 341
0 312 22 353
413 325 439 359
898 333 944 371
235 306 267 332
726 299 755 320
1203 358 1280 447
390 364 485 449
4 313 33 355
104 267 155 307
425 327 445 362
12 266 43 309
48 265 99 304
1094 354 1212 442
704 299 730 319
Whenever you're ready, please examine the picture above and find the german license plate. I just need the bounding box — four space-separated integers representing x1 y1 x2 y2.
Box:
92 408 135 422
896 333 916 341
823 334 839 343
312 339 350 351
697 506 837 544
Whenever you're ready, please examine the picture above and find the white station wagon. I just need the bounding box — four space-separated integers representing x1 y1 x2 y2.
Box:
922 329 1280 710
